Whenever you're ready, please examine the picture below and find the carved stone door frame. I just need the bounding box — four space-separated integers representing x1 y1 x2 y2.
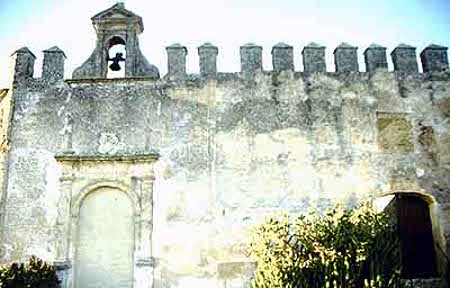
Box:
54 153 159 288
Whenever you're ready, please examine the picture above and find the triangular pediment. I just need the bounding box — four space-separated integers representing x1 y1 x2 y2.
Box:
91 2 144 33
91 3 141 21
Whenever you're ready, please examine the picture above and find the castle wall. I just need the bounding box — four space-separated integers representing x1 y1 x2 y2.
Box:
0 89 12 250
0 52 449 287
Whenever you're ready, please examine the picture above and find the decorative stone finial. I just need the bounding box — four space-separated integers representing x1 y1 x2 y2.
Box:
272 43 294 72
117 1 125 9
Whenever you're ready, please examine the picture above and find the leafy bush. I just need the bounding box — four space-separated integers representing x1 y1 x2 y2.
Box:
0 256 60 288
247 203 402 288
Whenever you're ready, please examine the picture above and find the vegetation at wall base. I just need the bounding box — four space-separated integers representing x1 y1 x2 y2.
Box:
247 203 403 288
0 255 60 288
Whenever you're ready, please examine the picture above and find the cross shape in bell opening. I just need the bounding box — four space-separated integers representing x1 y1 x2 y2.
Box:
108 52 125 71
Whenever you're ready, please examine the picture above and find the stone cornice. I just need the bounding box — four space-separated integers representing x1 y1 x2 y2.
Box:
54 153 159 163
65 77 159 85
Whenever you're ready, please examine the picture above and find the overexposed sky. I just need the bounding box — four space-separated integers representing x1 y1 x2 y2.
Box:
0 0 449 87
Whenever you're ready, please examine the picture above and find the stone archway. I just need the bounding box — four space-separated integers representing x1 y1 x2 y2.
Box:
75 187 134 288
376 191 445 279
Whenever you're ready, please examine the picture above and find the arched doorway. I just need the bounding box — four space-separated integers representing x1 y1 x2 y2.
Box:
395 194 438 278
74 187 134 288
379 193 439 278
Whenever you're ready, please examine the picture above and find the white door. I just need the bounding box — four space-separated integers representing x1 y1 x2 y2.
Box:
75 187 134 288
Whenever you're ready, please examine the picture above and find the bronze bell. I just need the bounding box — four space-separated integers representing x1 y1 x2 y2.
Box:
109 62 121 71
108 52 125 71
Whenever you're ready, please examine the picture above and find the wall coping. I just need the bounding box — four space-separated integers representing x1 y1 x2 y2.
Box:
54 152 159 163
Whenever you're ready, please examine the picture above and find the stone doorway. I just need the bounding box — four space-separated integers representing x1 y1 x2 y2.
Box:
54 153 158 288
75 187 134 288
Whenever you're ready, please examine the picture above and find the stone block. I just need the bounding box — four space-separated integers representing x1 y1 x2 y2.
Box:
302 42 326 72
333 42 359 72
377 113 413 152
10 47 36 86
43 46 66 82
420 44 449 72
271 42 294 72
364 44 388 72
240 43 262 73
198 42 218 75
166 43 188 76
391 44 418 73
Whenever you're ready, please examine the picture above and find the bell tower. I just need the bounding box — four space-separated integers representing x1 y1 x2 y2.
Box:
72 2 159 79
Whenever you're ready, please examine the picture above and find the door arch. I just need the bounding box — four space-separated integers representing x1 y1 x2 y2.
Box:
74 187 135 288
378 192 440 278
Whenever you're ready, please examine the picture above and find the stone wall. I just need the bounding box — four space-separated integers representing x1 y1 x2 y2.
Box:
0 44 449 287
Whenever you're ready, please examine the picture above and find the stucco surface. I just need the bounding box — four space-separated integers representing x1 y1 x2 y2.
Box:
0 69 449 287
75 187 134 288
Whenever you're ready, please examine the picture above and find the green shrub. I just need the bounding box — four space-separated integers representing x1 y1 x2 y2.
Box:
247 203 402 288
0 256 60 288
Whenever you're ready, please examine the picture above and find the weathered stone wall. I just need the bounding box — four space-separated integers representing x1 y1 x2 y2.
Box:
0 47 449 287
0 89 12 251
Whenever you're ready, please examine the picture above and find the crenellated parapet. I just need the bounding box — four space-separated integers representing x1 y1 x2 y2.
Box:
42 46 66 82
198 43 218 76
8 43 449 88
8 3 448 88
10 47 36 88
159 42 447 77
391 44 419 73
334 43 359 72
166 44 188 79
271 43 294 72
301 42 327 73
10 46 66 88
240 43 263 73
160 42 448 77
363 44 388 72
420 44 449 73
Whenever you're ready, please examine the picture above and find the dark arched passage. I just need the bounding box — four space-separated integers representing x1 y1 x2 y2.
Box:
387 193 438 278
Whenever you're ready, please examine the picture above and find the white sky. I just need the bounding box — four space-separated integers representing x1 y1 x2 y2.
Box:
0 0 449 88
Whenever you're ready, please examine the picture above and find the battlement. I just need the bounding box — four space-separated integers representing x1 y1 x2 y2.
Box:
9 43 449 87
165 42 448 76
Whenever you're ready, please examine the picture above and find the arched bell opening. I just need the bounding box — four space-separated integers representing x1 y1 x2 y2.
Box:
107 36 126 78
